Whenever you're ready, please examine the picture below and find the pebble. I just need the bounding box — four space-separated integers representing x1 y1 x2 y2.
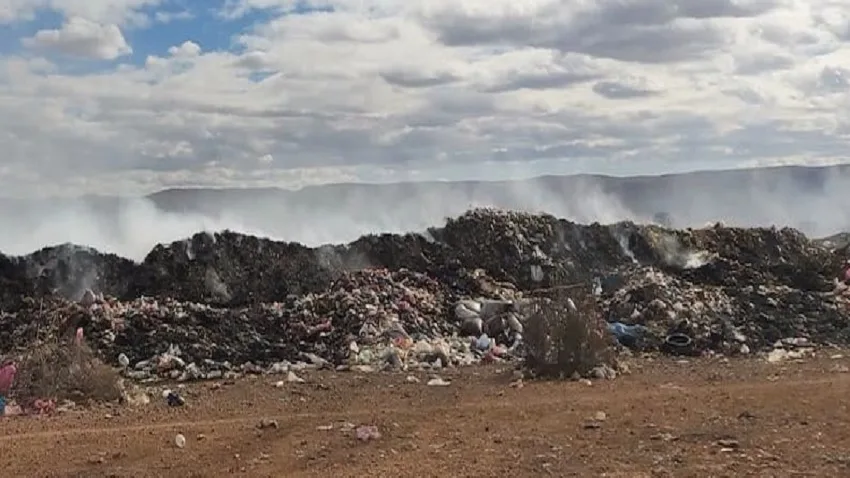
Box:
258 419 279 430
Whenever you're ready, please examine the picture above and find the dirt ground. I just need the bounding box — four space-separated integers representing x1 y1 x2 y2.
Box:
3 353 850 477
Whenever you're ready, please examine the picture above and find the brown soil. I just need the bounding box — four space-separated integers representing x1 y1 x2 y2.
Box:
3 354 850 477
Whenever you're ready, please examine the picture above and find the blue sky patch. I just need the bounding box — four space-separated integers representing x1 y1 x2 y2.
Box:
5 0 330 67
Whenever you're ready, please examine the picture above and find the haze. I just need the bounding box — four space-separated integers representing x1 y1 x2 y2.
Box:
0 166 848 261
2 1 850 259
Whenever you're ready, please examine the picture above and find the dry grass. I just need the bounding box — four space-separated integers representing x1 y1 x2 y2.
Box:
11 339 122 405
522 287 614 379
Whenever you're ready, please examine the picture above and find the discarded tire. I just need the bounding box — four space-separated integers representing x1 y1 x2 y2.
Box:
664 333 695 355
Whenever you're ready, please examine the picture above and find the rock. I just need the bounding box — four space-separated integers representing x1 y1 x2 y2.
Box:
650 432 676 442
717 438 740 449
174 434 186 448
591 365 618 380
258 419 279 430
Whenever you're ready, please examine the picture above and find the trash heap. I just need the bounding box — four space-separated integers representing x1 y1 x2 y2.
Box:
601 266 850 354
0 208 848 380
0 268 521 380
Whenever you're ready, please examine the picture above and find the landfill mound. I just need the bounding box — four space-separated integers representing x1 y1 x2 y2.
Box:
0 208 849 379
0 268 518 380
0 209 843 306
0 244 136 311
602 266 850 354
815 232 850 251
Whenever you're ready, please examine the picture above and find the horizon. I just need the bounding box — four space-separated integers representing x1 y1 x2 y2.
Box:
1 163 849 261
1 162 846 200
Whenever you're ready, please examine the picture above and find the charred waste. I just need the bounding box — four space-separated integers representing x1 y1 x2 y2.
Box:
1 208 848 380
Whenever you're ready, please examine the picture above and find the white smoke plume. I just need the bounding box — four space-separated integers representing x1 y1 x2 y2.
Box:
0 167 848 262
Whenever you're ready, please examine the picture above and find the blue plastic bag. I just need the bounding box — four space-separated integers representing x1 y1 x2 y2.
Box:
607 322 647 347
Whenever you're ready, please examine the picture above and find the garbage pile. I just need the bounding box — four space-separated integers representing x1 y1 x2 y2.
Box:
0 244 136 310
0 208 848 379
601 266 850 354
0 268 524 380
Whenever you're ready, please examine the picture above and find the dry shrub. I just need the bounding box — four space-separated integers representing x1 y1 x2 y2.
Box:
523 287 614 379
11 339 123 405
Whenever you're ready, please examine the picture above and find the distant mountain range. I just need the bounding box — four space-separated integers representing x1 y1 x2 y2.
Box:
1 164 849 259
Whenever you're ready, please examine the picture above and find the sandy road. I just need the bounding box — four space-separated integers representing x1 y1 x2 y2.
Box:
2 357 850 477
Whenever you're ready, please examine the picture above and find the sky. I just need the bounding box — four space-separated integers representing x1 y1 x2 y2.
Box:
0 0 849 197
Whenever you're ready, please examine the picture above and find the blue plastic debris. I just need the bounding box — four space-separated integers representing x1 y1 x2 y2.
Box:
607 322 647 347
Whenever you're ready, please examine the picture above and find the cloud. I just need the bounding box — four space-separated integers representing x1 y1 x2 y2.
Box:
592 77 660 99
22 17 132 60
168 40 201 58
0 0 48 23
0 0 847 203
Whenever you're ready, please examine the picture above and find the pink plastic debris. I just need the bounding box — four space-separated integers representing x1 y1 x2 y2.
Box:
355 425 381 441
0 363 16 394
31 398 56 415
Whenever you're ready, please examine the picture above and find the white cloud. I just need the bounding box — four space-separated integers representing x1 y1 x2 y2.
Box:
0 0 848 199
168 40 201 58
22 17 132 60
0 0 48 23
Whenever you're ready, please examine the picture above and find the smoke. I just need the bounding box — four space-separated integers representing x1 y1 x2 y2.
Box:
0 166 848 262
0 198 271 261
653 233 714 270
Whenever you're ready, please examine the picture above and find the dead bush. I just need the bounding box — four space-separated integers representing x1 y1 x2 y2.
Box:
11 339 122 405
522 288 614 379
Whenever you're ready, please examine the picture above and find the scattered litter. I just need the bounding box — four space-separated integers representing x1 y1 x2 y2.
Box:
355 425 381 441
717 438 740 452
258 419 279 429
427 377 451 387
164 391 185 407
286 371 305 384
117 353 130 368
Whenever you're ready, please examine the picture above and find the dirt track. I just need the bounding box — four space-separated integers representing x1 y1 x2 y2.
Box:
3 355 850 477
